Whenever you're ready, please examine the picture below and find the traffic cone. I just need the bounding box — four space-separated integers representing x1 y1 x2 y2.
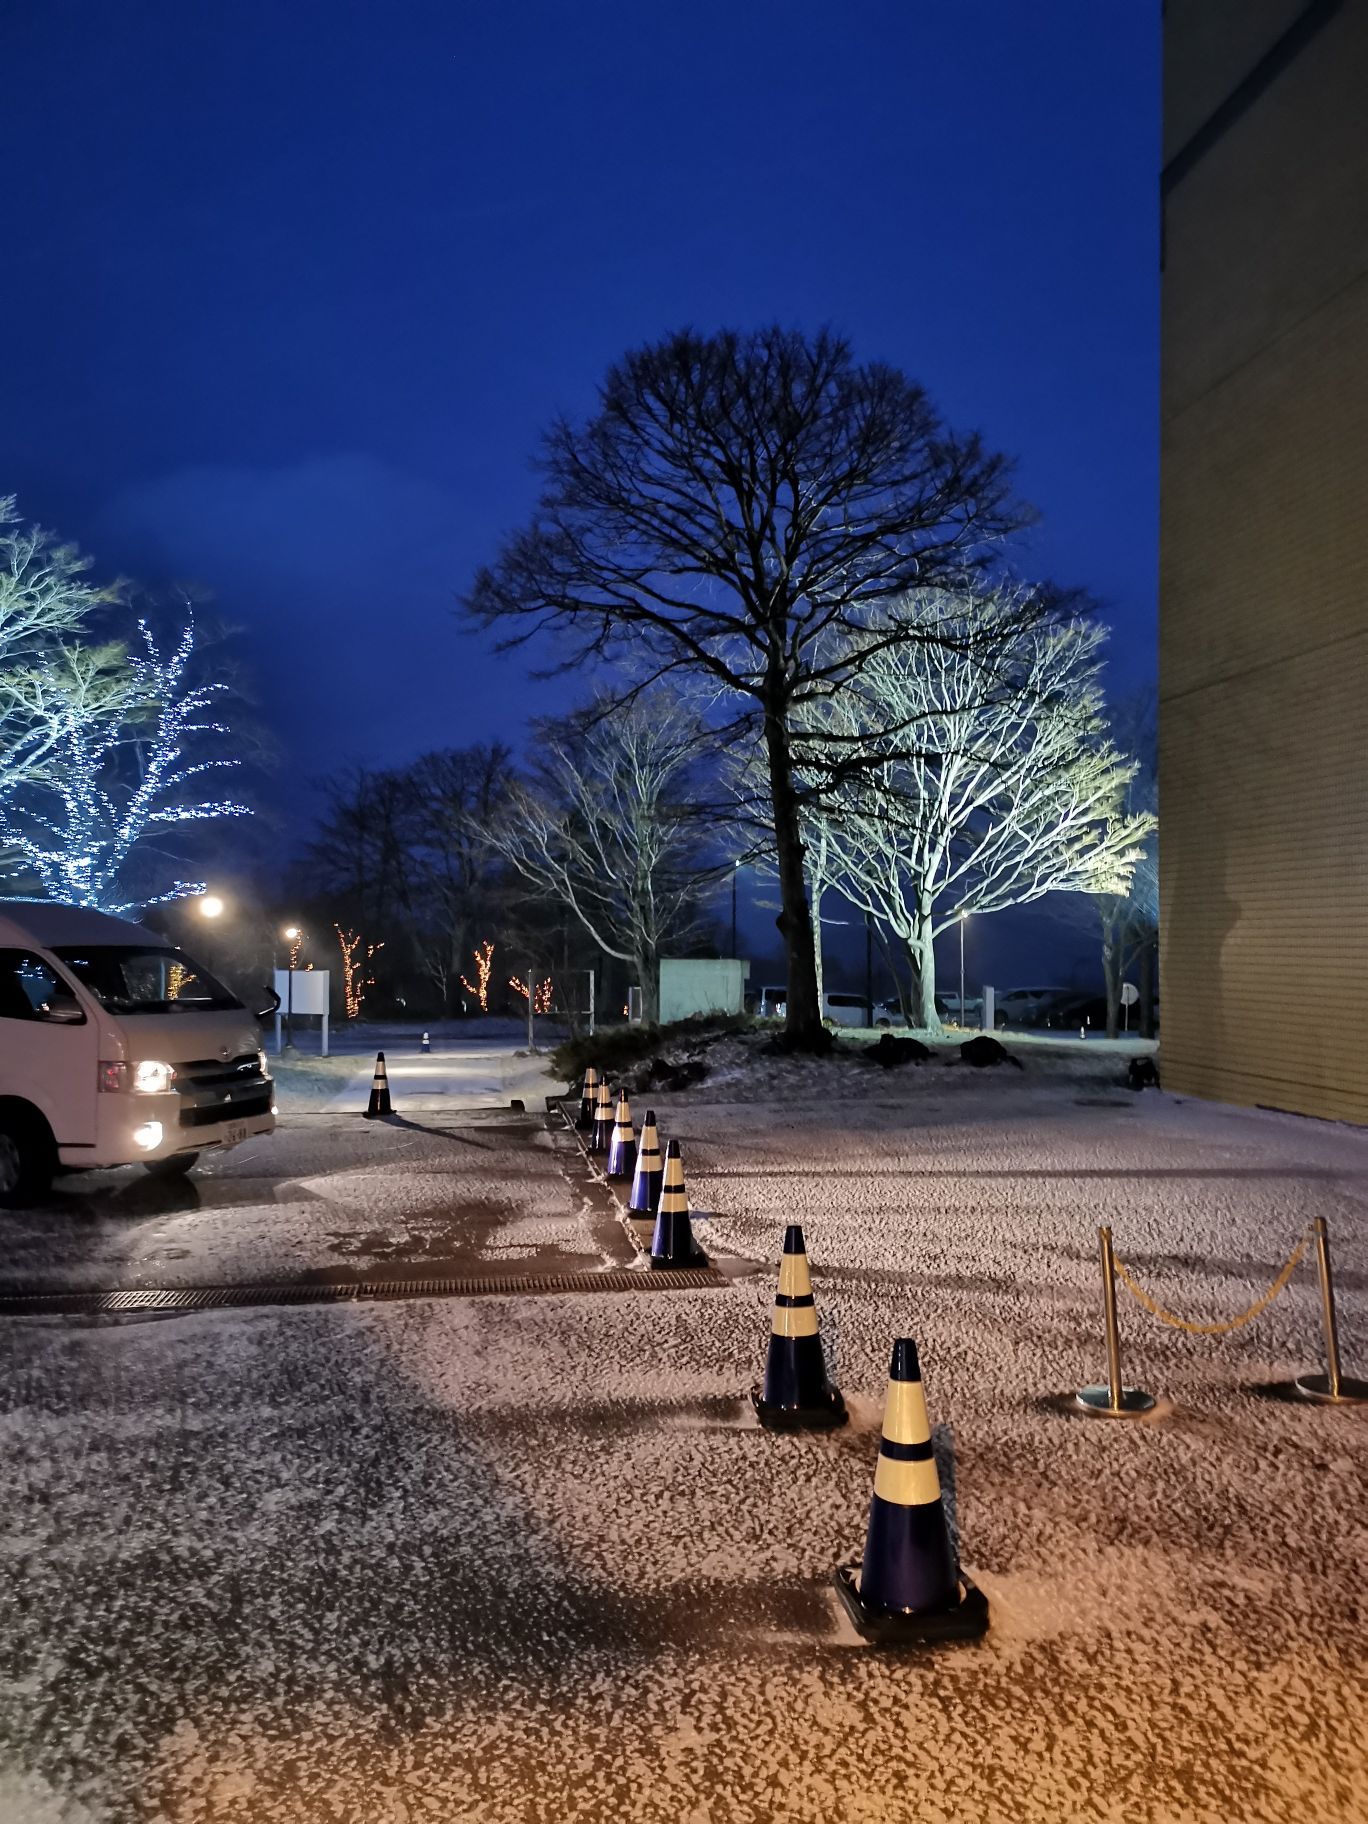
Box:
578 1065 599 1132
421 1031 431 1053
364 1051 392 1119
833 1338 988 1645
589 1078 614 1155
605 1089 636 1180
752 1225 846 1430
629 1108 663 1214
650 1139 705 1268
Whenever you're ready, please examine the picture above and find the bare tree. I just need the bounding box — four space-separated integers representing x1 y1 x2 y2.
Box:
805 592 1153 1027
0 616 250 913
0 497 122 796
466 326 1031 1047
481 693 715 1024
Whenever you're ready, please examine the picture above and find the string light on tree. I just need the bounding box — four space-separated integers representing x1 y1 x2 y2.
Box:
459 940 495 1012
509 974 553 1014
334 924 383 1020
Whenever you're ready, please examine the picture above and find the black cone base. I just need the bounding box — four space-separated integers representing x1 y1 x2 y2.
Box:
649 1248 708 1270
832 1565 989 1646
751 1385 848 1431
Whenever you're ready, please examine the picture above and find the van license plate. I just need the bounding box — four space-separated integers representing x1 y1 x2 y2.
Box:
221 1123 251 1149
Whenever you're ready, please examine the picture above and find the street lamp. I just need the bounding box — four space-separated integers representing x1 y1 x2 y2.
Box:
197 894 225 919
958 910 968 1030
731 860 741 957
283 925 302 1050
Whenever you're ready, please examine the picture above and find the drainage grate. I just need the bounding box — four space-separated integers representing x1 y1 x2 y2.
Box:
0 1266 728 1318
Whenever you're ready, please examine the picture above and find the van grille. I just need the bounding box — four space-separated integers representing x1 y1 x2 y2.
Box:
179 1087 273 1128
174 1053 271 1127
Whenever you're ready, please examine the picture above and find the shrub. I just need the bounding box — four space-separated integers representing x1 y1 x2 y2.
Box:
551 1012 755 1083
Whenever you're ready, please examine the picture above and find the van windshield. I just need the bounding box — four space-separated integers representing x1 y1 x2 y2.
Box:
54 946 243 1014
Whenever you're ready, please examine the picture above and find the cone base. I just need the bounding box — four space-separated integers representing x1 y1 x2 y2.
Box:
649 1249 708 1270
751 1386 848 1431
1294 1372 1368 1405
1075 1384 1156 1417
833 1565 989 1646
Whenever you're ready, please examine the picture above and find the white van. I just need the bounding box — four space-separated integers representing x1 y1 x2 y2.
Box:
0 901 275 1205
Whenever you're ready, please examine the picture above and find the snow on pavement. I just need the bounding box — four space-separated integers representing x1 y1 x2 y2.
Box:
0 1067 1365 1822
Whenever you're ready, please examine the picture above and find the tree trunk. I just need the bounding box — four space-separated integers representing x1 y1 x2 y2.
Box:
637 948 659 1026
810 876 826 1015
764 703 824 1047
1139 933 1157 1040
908 910 939 1029
1101 916 1121 1039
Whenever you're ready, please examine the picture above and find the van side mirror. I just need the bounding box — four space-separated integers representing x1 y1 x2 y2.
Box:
256 985 282 1021
41 997 85 1025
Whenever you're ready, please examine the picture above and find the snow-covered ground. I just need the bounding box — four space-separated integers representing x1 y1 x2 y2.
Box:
1 1062 1364 1822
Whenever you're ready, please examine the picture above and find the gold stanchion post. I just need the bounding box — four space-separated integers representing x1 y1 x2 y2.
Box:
1077 1226 1157 1418
1295 1217 1368 1405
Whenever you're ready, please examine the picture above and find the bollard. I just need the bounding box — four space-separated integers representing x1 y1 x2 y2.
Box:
421 1030 431 1054
1076 1226 1156 1417
1295 1218 1368 1404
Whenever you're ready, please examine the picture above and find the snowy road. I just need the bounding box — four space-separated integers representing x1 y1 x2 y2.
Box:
1 1045 1365 1822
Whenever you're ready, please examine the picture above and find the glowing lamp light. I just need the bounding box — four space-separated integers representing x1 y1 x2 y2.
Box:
132 1121 164 1151
198 894 225 919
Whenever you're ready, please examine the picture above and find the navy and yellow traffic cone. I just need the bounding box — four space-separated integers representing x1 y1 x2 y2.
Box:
589 1078 614 1155
833 1338 988 1645
364 1051 392 1120
650 1139 705 1268
752 1225 846 1430
605 1089 636 1180
578 1065 599 1132
629 1108 664 1214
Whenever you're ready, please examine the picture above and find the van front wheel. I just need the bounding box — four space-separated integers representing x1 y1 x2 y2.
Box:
0 1111 55 1208
144 1152 199 1179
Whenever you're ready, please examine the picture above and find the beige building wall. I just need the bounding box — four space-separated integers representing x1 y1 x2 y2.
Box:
1160 0 1368 1121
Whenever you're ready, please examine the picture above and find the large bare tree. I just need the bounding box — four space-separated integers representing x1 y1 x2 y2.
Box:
804 592 1153 1027
481 693 714 1024
465 326 1029 1047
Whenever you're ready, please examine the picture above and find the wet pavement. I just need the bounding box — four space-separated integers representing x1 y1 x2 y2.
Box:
0 1110 636 1293
1 1048 1365 1822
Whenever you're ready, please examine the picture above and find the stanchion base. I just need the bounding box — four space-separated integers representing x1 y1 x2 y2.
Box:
1294 1373 1368 1406
832 1566 989 1646
1075 1385 1157 1418
751 1387 848 1431
649 1252 709 1271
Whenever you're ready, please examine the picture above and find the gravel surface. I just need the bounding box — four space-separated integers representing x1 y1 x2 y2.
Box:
1 1068 1364 1823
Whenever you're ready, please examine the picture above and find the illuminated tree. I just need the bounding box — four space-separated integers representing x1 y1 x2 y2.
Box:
802 591 1153 1028
0 615 250 913
0 496 122 797
460 940 495 1011
466 326 1032 1047
335 925 383 1019
509 973 553 1013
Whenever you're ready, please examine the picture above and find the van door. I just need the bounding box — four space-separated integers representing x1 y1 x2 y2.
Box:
0 949 96 1147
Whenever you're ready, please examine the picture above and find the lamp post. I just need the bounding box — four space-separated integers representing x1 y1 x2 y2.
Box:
283 925 301 1050
958 910 968 1030
731 861 740 957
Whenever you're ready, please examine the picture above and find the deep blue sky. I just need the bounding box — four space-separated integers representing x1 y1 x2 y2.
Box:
5 1 1160 785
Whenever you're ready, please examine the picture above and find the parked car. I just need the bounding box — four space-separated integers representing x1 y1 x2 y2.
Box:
935 991 984 1025
1040 993 1110 1033
0 900 276 1205
994 985 1072 1028
756 985 904 1027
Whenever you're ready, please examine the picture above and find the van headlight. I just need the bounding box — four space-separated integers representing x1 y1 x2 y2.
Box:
133 1060 176 1095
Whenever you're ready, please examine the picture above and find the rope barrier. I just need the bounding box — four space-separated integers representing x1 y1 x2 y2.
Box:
1111 1232 1310 1337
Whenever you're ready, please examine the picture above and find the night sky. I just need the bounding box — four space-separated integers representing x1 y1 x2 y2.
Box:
4 2 1160 974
